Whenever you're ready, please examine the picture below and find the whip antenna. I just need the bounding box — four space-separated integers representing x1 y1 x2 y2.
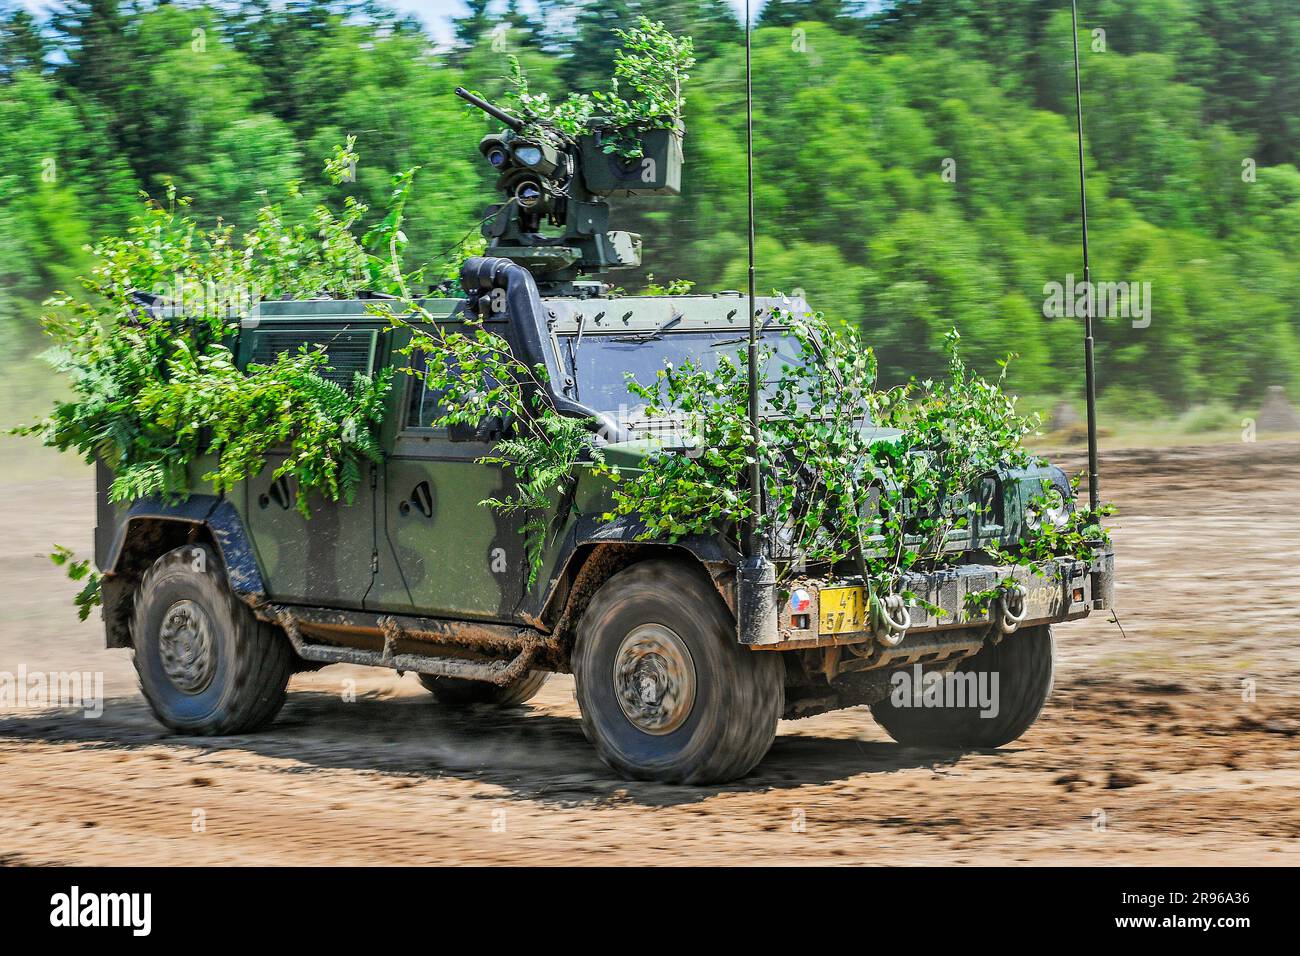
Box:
734 0 778 649
743 0 762 555
1071 0 1101 512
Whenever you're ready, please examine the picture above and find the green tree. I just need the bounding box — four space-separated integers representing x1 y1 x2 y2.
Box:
1 5 48 79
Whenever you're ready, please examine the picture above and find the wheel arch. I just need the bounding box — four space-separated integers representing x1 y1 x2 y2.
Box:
99 498 267 648
539 533 737 670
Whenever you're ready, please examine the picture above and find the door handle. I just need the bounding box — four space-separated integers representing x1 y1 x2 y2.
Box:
259 475 293 510
401 481 434 518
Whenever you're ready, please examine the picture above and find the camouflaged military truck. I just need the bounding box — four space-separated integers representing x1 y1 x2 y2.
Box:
93 91 1114 784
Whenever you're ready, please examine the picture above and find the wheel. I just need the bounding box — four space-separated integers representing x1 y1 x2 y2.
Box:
869 624 1055 748
416 669 549 706
572 559 783 784
132 544 292 735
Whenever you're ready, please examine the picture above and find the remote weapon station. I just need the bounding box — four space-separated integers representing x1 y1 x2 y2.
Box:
453 84 678 292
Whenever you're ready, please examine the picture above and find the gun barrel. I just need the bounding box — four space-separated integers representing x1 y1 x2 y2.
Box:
454 87 527 132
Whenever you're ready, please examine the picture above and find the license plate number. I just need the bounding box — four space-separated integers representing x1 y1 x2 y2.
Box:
819 586 868 635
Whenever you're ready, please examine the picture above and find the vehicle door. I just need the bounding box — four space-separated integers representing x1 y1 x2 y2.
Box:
366 320 528 621
236 307 383 609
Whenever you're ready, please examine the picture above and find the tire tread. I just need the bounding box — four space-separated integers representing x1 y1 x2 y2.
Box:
132 545 292 735
869 625 1054 749
573 559 782 784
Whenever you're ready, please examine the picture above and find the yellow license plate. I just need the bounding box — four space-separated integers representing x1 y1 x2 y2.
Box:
819 586 869 635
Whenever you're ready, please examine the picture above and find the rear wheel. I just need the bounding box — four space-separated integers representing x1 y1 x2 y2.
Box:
573 560 783 784
416 670 549 706
870 624 1055 748
132 545 292 735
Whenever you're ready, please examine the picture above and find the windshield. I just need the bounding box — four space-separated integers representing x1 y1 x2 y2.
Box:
556 329 817 420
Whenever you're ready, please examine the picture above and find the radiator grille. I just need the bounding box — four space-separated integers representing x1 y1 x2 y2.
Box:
247 329 377 391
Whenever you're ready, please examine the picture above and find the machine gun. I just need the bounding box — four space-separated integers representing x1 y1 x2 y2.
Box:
454 87 684 294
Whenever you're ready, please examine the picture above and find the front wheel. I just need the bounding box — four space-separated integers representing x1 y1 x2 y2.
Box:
572 560 783 784
132 545 292 735
869 624 1055 748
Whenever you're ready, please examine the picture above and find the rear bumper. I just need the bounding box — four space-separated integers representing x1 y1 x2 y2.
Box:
740 550 1115 649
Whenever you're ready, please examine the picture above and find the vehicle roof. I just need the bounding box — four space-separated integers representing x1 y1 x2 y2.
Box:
239 297 465 328
544 293 811 335
238 293 814 334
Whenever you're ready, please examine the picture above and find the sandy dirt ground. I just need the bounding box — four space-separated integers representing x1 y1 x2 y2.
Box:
1 440 1298 866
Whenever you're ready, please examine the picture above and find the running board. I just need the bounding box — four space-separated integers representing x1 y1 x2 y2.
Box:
271 606 548 686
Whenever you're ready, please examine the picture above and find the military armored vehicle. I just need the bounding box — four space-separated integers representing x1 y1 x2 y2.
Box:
93 90 1115 784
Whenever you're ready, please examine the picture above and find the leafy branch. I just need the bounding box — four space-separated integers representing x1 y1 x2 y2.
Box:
589 314 1113 610
20 143 411 521
485 18 694 158
50 545 102 622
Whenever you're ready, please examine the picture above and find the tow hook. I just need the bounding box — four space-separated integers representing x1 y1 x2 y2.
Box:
872 593 911 648
994 584 1028 641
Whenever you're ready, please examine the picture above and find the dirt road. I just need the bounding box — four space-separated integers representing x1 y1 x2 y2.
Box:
2 441 1298 865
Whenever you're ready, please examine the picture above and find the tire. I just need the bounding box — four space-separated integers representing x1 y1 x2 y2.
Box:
416 669 549 706
132 544 292 735
869 624 1055 749
572 559 783 784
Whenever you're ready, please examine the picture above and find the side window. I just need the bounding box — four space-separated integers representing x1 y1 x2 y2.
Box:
402 323 507 437
404 347 454 430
